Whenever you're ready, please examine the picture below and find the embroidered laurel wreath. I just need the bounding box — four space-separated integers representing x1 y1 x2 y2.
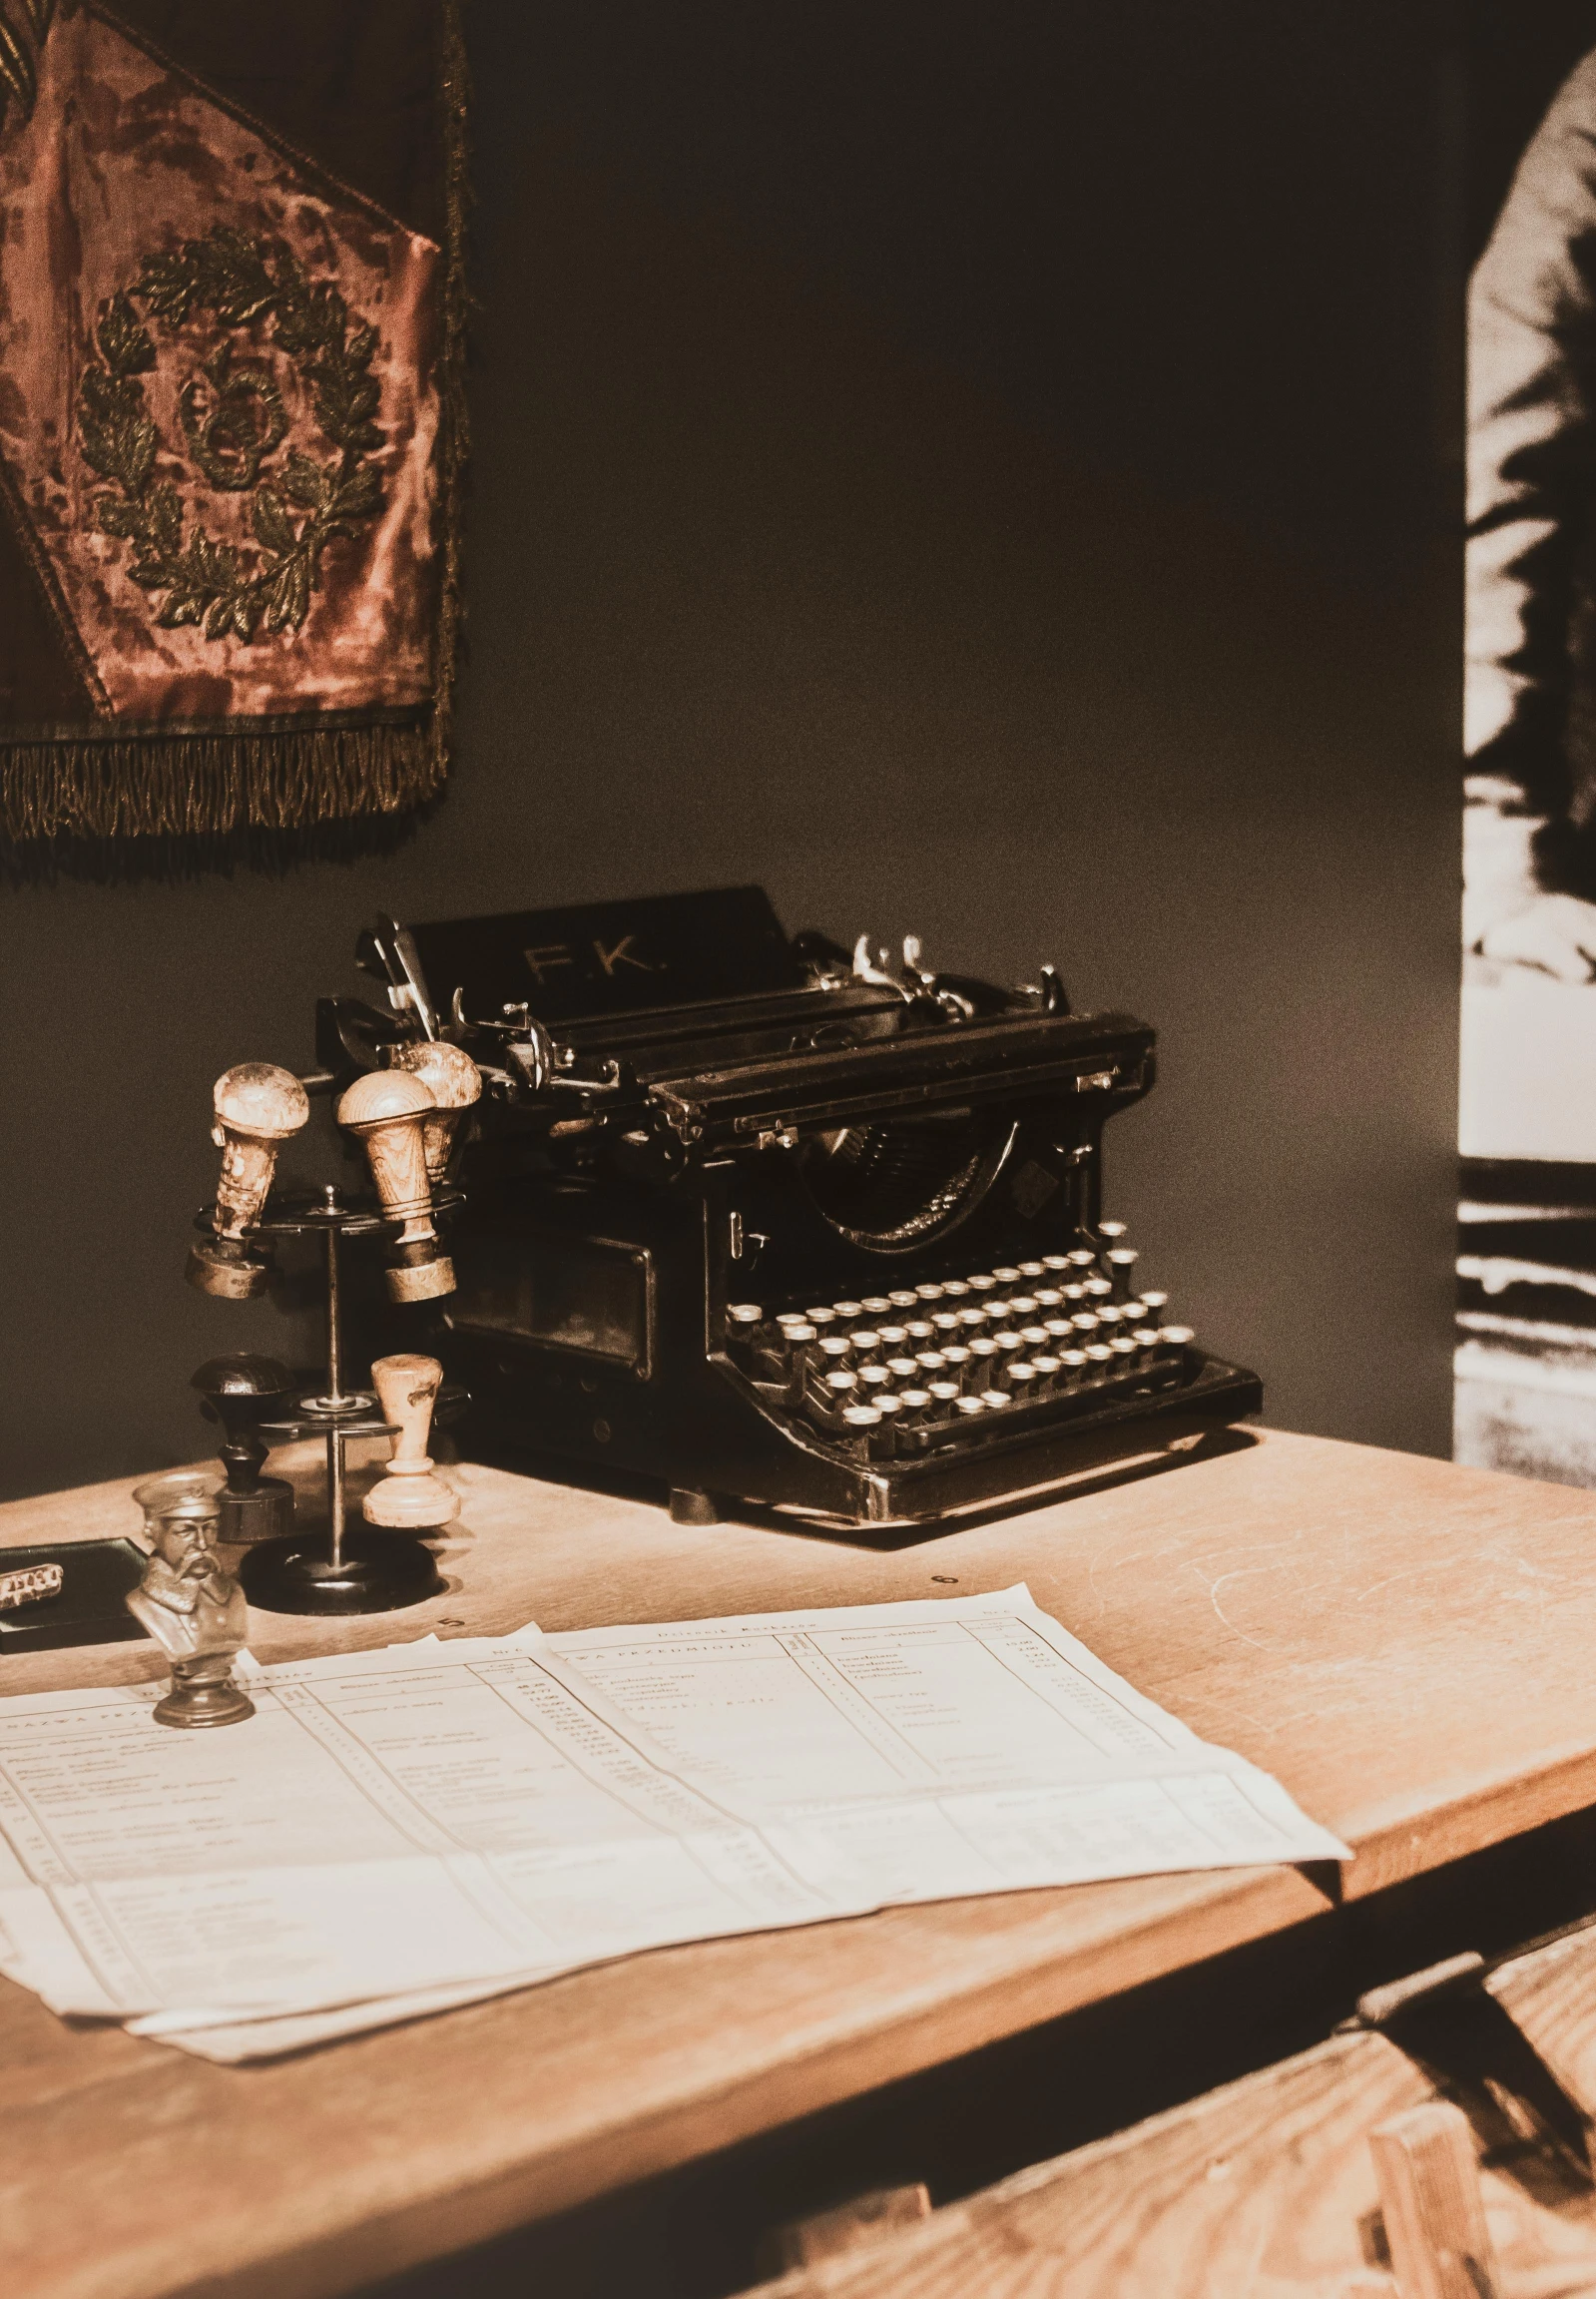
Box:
76 226 384 644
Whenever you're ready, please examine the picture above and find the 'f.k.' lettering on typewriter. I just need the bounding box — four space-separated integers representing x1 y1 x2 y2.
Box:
323 886 1260 1531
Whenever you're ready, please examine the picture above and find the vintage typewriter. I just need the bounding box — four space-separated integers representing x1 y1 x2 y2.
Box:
329 886 1260 1530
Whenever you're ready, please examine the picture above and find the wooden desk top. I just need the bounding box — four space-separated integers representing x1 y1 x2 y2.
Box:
6 1430 1596 2299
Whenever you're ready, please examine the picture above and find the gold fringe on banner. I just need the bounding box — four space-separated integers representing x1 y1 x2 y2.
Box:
0 720 446 844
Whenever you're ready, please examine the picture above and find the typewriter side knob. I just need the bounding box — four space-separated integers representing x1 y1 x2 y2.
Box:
384 1039 483 1182
336 1070 456 1304
187 1063 310 1300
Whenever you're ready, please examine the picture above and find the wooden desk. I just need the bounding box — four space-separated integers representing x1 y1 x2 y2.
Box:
746 1924 1596 2299
6 1430 1596 2299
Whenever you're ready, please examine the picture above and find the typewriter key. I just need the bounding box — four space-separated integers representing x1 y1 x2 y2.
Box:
888 1290 919 1310
995 1329 1024 1356
1094 1305 1123 1332
940 1345 973 1389
1017 1262 1045 1280
861 1297 892 1317
1071 1312 1099 1338
1020 1326 1049 1351
727 1304 764 1327
1098 1220 1128 1243
873 1399 906 1448
1008 1296 1038 1319
818 1335 853 1364
1059 1348 1088 1389
841 1403 892 1458
956 1307 987 1331
941 1279 971 1299
823 1368 858 1398
1061 1283 1088 1305
857 1364 891 1392
1031 1354 1061 1394
1033 1288 1063 1309
776 1310 808 1328
904 1320 935 1346
782 1323 818 1399
875 1393 905 1420
1084 1278 1113 1304
877 1325 909 1347
1106 1247 1139 1301
1138 1290 1169 1324
955 1395 987 1419
984 1297 1014 1325
969 1335 999 1369
1043 1318 1072 1346
926 1380 961 1415
1041 1255 1071 1273
1003 1361 1037 1398
992 1267 1020 1285
852 1331 882 1361
1066 1247 1097 1268
1130 1327 1159 1361
915 1351 947 1377
832 1300 864 1321
914 1282 945 1301
897 1387 931 1421
1160 1324 1196 1353
981 1389 1012 1412
1084 1343 1114 1380
805 1307 838 1328
967 1275 998 1295
1111 1336 1140 1366
930 1311 960 1336
886 1357 918 1383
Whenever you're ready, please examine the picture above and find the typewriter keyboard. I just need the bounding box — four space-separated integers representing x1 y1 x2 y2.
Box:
724 1225 1196 1461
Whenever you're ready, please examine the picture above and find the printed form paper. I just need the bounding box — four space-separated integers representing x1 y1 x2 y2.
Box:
0 1586 1347 2059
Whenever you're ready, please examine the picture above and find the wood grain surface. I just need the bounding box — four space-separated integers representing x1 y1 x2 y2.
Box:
5 1429 1596 2299
740 1929 1596 2299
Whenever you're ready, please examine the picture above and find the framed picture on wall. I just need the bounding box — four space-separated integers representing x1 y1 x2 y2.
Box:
1459 4 1596 1484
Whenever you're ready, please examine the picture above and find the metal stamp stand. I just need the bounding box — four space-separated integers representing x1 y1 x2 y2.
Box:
226 1187 461 1616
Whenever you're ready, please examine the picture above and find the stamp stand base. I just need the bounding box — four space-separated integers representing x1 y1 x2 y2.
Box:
241 1523 442 1615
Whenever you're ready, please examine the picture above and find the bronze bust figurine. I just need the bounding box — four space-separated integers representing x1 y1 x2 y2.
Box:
127 1487 255 1728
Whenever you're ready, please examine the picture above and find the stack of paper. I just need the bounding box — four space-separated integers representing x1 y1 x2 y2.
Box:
0 1585 1346 2061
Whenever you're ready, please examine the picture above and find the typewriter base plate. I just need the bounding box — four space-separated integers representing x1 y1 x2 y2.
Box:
770 1412 1257 1533
461 1350 1261 1539
761 1354 1263 1533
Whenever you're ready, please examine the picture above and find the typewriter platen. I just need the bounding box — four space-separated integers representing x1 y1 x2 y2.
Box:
337 886 1260 1530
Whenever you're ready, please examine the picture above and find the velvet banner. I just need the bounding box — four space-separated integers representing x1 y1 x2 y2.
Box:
0 0 466 850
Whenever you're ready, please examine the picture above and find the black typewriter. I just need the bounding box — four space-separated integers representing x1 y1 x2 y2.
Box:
330 886 1260 1531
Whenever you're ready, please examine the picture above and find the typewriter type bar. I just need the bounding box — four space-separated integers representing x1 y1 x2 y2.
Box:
349 885 1266 1534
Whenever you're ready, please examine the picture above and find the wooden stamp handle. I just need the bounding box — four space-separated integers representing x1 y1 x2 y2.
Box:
370 1355 442 1471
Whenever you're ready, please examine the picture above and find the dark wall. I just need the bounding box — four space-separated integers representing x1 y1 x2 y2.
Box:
0 3 1461 1501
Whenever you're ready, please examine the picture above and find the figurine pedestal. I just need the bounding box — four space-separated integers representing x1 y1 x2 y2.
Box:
153 1673 258 1729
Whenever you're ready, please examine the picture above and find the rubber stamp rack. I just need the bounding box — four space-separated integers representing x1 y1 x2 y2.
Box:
206 1186 464 1616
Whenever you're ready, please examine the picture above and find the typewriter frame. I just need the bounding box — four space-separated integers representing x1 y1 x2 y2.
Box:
414 965 1261 1531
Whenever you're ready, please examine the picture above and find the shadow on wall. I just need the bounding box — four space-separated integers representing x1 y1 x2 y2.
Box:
0 146 1455 1498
